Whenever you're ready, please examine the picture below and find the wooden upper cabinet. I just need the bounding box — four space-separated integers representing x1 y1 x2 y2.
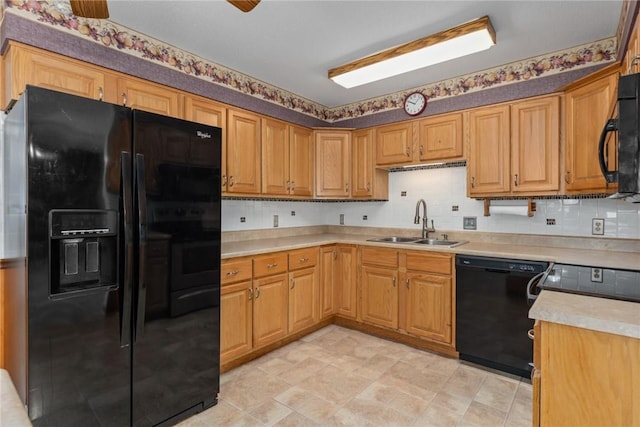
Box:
289 125 314 197
262 117 290 195
3 42 108 108
417 113 463 162
376 122 415 166
351 129 389 200
564 64 619 193
315 130 351 198
117 77 181 118
511 96 560 193
467 105 511 196
227 108 261 194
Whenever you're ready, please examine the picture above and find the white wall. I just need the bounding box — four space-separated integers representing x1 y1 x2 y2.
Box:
222 166 640 239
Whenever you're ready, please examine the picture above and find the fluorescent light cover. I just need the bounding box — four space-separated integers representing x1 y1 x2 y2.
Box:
329 16 496 89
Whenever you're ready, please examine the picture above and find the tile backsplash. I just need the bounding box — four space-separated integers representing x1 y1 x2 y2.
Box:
222 166 640 240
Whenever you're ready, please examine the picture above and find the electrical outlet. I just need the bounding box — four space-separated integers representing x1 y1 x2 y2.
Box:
401 191 407 197
273 215 279 227
591 267 603 283
291 211 296 216
592 218 604 235
340 214 344 225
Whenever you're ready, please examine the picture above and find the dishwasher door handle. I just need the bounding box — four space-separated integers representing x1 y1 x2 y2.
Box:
526 271 547 304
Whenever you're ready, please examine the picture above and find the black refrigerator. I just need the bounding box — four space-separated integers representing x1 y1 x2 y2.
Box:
3 86 221 426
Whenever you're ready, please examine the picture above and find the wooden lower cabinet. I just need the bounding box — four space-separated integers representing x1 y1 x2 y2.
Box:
220 280 253 363
288 267 319 333
401 251 453 345
336 245 357 319
252 273 289 348
359 247 454 348
534 321 640 427
360 265 398 329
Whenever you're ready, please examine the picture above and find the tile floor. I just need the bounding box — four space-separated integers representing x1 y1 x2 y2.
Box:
178 325 532 426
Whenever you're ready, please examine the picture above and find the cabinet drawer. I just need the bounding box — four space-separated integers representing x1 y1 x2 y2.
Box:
405 251 452 275
253 253 288 278
221 258 252 285
360 247 398 268
288 247 318 270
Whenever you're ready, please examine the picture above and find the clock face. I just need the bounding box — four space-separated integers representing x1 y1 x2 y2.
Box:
404 92 427 116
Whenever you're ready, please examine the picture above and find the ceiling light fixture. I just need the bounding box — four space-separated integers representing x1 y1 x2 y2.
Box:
328 16 496 89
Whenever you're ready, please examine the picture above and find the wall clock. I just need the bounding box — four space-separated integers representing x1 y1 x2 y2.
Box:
403 92 427 116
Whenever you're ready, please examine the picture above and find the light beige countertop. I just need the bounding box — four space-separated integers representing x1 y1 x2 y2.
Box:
530 290 640 339
221 230 640 270
1 369 31 427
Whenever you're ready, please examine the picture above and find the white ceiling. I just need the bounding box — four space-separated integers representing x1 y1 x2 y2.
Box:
106 0 623 108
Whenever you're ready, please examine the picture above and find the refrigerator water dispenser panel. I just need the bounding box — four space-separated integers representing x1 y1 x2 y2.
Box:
49 209 118 295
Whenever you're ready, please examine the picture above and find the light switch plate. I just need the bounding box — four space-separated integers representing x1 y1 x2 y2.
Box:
463 216 477 230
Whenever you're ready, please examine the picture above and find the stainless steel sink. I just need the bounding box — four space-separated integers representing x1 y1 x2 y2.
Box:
367 236 422 243
414 239 467 247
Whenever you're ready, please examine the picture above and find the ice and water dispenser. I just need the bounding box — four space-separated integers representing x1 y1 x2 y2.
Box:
49 210 118 296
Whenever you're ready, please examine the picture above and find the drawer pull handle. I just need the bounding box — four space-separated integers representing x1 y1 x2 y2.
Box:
255 287 260 299
290 278 295 289
226 270 240 276
527 329 535 340
98 87 104 101
267 263 278 268
299 257 309 263
248 287 253 300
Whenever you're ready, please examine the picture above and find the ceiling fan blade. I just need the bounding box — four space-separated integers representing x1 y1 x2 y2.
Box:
227 0 261 13
69 0 109 19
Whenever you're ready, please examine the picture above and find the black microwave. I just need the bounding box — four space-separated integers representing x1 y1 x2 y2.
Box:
599 72 640 202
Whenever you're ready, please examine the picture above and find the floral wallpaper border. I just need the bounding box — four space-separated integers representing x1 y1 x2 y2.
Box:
4 0 617 122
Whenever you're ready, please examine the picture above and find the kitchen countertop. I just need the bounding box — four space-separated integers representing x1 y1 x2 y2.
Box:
530 290 640 339
1 369 31 426
222 232 640 270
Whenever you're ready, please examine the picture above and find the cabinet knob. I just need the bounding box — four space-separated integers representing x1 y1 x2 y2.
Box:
299 257 309 263
366 182 371 192
286 180 290 191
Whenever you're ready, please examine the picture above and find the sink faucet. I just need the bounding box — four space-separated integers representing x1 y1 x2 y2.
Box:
414 199 435 239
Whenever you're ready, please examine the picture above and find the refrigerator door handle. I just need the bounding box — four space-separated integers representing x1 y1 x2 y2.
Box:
120 151 133 347
135 153 148 341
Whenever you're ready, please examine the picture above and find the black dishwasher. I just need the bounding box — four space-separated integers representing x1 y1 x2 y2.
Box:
455 255 548 378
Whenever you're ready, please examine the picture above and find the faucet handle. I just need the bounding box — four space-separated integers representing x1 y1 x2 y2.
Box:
442 233 448 241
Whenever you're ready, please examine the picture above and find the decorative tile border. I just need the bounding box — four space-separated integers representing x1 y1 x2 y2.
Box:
3 0 617 122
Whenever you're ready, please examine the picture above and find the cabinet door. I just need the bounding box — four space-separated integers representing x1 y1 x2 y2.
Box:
288 267 319 333
360 265 398 329
511 96 560 193
184 96 227 190
262 118 290 195
376 122 415 165
5 42 107 108
467 105 511 195
290 125 314 197
352 129 375 197
336 246 357 319
404 272 452 344
227 109 261 194
221 281 253 363
565 68 619 192
252 273 288 348
320 246 337 318
315 131 351 198
117 77 181 117
417 113 463 162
